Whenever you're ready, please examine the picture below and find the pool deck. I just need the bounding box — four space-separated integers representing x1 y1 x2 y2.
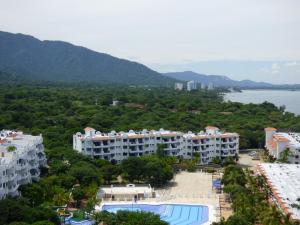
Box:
97 171 221 224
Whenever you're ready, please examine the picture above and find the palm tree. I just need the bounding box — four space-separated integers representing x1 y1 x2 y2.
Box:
53 188 69 206
260 206 282 225
53 192 69 206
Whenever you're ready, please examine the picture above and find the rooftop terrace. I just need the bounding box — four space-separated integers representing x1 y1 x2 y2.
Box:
258 163 300 221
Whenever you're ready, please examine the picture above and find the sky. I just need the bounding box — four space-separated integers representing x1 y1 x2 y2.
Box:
0 0 300 84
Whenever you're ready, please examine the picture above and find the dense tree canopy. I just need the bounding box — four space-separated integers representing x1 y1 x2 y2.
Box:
0 82 300 224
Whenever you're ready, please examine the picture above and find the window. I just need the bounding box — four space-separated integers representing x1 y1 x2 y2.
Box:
94 142 101 146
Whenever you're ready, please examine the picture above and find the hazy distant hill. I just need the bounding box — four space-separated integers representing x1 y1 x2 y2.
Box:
164 71 273 88
0 31 175 86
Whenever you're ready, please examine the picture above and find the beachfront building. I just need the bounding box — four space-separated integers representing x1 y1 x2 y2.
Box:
174 82 184 91
187 81 197 91
265 127 300 164
257 163 300 222
73 126 239 164
0 130 47 199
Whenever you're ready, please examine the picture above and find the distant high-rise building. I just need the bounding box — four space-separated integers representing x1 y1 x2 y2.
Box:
174 83 184 91
187 81 197 91
201 83 206 90
208 83 214 90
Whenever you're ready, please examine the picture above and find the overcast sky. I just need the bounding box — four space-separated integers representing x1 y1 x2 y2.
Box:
1 0 300 84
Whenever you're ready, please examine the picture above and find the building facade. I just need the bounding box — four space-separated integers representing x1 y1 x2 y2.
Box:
207 83 214 90
73 126 239 164
187 81 197 91
0 130 47 199
265 127 300 164
174 83 184 91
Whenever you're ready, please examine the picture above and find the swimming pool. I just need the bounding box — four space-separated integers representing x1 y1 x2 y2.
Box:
102 203 209 225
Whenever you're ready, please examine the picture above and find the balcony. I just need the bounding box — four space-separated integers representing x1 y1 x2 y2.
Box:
16 163 27 171
221 150 229 156
7 184 19 195
7 173 17 181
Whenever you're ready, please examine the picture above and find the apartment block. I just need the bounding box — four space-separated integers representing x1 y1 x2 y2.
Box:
0 130 47 199
265 127 300 164
73 126 239 164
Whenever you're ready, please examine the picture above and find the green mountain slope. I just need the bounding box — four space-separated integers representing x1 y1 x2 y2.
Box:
0 31 175 86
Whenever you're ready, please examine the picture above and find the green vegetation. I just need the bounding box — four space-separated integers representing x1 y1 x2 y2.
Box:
0 82 299 224
7 145 16 152
0 198 58 225
121 155 174 186
214 165 298 225
0 31 175 86
278 148 291 163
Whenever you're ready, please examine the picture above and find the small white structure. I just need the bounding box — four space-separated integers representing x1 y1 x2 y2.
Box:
73 126 239 164
111 100 119 106
0 130 47 199
265 127 300 164
257 163 300 222
187 81 197 91
174 83 184 91
97 184 155 201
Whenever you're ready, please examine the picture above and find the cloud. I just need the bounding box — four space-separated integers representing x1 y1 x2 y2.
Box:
271 70 280 74
271 63 280 70
284 61 300 67
262 63 281 74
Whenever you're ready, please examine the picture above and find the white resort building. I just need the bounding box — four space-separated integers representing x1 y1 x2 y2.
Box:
257 163 300 222
265 127 300 164
73 126 239 164
0 130 47 199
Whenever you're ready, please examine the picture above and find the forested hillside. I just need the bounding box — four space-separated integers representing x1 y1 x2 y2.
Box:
0 31 175 85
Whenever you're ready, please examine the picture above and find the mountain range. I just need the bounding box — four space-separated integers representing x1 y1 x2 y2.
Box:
164 71 273 88
0 31 174 86
0 31 298 88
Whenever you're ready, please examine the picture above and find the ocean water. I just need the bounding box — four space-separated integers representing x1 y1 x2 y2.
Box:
224 90 300 115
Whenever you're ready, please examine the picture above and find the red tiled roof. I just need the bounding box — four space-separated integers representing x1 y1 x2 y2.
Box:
273 135 290 142
205 126 219 130
265 127 277 131
84 127 95 131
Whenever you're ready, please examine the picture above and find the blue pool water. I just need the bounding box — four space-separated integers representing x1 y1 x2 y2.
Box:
65 218 93 225
102 204 209 225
